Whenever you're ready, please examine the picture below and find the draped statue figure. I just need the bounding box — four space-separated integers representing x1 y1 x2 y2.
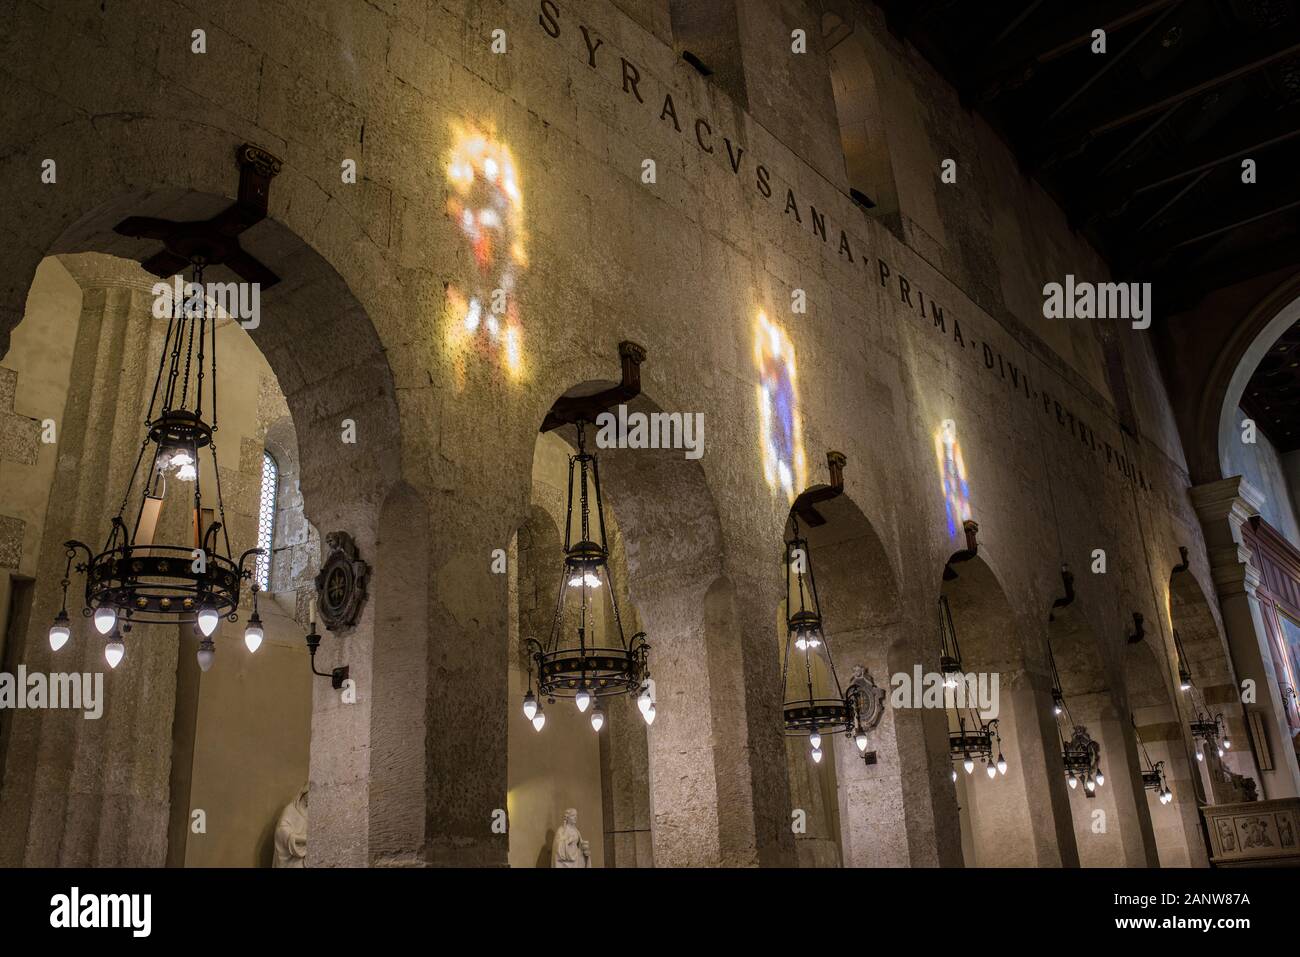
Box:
551 808 591 868
273 785 309 868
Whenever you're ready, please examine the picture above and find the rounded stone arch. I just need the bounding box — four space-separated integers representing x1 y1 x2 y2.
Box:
777 489 922 867
1178 270 1300 485
819 5 901 220
519 375 793 867
1167 566 1259 802
1046 600 1156 867
940 552 1078 867
1122 635 1208 867
0 142 410 864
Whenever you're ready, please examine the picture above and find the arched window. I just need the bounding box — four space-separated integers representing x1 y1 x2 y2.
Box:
255 450 278 591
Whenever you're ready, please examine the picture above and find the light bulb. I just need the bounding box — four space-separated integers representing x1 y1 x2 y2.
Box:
986 763 996 779
963 756 974 774
637 686 653 715
951 768 958 782
93 606 117 635
575 687 591 713
1222 738 1231 750
105 640 125 669
1216 746 1224 758
590 704 605 732
855 731 868 753
197 606 220 637
944 674 958 690
996 753 1007 775
809 729 822 750
49 621 70 652
1053 704 1063 717
1095 770 1104 787
643 702 656 726
1085 776 1096 793
197 639 214 672
1068 773 1078 789
523 692 538 721
1195 749 1204 762
795 635 807 651
176 463 197 482
811 747 823 764
244 622 264 654
532 707 546 732
1180 680 1191 692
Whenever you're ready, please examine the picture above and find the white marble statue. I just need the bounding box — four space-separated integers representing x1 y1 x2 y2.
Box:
551 807 591 868
273 785 309 868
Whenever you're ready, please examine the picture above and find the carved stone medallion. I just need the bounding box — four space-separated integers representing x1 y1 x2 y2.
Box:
313 531 369 632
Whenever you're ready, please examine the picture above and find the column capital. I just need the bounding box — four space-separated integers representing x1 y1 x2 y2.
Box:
1190 475 1264 530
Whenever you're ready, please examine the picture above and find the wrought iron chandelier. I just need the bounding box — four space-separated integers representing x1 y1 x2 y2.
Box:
523 421 652 733
1046 638 1105 795
51 259 262 671
1173 637 1232 763
781 513 874 764
1133 714 1173 804
938 593 1007 780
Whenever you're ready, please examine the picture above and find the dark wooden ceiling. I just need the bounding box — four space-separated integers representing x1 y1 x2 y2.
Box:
873 0 1300 449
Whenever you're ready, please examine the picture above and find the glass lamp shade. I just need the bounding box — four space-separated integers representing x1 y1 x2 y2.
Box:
197 606 220 637
1222 737 1231 750
575 688 592 713
986 763 997 779
523 692 538 721
963 756 974 774
243 613 264 653
104 640 125 669
93 606 117 635
1096 770 1105 787
197 639 215 672
1068 773 1078 789
996 753 1008 775
590 704 605 732
637 686 653 715
1195 749 1204 762
49 613 70 651
811 747 823 764
643 702 656 726
809 729 822 750
951 768 957 782
855 731 868 753
532 708 547 733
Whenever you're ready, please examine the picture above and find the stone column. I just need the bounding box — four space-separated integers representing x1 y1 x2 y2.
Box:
1191 477 1300 799
0 255 182 866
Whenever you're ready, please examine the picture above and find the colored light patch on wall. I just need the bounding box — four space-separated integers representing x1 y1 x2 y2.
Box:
755 312 806 502
445 121 527 385
934 418 972 537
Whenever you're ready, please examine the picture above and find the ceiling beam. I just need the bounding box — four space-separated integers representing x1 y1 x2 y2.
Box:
1083 106 1300 220
972 0 1182 102
1157 230 1300 310
1130 179 1300 268
1043 25 1300 151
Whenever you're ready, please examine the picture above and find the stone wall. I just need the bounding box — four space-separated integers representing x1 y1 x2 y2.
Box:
0 0 1278 865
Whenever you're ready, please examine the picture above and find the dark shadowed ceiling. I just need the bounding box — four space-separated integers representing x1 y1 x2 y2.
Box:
871 0 1300 448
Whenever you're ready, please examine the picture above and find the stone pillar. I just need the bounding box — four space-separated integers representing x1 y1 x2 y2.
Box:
1191 477 1300 798
0 255 182 866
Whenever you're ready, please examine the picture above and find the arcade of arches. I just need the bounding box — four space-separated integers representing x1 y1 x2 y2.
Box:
0 0 1298 868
